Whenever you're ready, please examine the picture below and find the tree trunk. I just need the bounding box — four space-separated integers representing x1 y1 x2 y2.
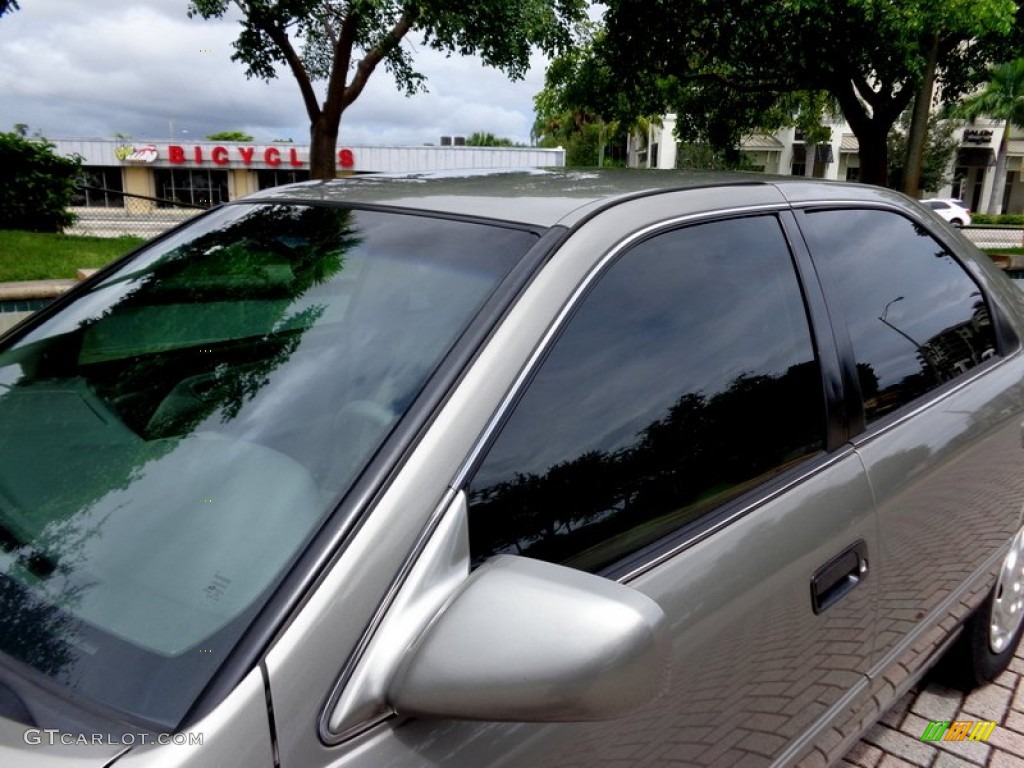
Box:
903 36 939 197
987 119 1010 215
831 76 914 188
310 116 340 180
856 129 889 187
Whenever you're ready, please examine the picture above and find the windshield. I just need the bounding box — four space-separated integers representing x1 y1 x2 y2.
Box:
0 202 536 727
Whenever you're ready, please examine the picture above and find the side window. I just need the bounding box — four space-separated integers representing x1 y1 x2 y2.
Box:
467 216 826 574
800 209 996 424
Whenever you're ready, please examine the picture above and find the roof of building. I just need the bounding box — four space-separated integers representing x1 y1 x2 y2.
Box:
243 168 913 228
841 133 859 152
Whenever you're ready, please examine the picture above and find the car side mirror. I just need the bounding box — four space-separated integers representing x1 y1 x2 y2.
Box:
386 555 670 722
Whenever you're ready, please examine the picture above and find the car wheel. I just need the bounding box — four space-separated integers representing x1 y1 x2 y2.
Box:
952 219 965 228
939 526 1024 688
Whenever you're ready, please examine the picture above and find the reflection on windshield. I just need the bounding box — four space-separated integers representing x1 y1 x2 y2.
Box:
0 203 536 727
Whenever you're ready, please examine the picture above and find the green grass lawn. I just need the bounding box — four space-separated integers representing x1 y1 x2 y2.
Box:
0 230 145 282
987 247 1024 256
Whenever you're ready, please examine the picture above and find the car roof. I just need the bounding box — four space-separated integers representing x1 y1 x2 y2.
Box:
242 168 913 228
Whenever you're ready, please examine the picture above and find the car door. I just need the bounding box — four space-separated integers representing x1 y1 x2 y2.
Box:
452 209 880 768
796 205 1024 702
263 196 881 768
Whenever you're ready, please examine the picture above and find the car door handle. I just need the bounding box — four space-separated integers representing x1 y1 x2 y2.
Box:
811 540 868 615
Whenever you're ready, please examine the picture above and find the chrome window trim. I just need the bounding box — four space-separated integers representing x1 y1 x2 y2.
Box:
848 353 1016 449
314 197 1016 745
614 444 858 583
789 199 1019 448
313 204 793 745
450 202 830 581
452 202 791 492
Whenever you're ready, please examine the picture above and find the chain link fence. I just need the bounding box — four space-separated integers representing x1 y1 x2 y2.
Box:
962 225 1024 250
66 187 207 240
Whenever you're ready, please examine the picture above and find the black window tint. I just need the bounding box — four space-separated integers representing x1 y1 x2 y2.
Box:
468 216 825 573
801 209 995 424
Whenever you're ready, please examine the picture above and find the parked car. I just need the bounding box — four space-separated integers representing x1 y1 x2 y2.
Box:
2 170 1024 768
921 197 973 226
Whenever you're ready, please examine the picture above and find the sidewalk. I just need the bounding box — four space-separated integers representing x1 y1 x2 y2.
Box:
0 279 76 335
0 278 75 301
843 646 1024 767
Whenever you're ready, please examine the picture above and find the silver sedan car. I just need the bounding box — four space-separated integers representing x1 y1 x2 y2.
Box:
1 170 1023 767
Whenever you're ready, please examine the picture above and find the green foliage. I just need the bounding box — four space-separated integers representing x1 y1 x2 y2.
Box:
0 133 82 233
206 131 255 142
974 213 1024 225
675 144 756 171
955 59 1024 125
465 132 520 147
188 0 587 177
564 123 602 166
598 0 1019 184
886 110 960 193
532 25 642 167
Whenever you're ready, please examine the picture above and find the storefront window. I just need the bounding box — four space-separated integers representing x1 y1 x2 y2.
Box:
256 169 310 190
73 167 124 208
154 169 228 208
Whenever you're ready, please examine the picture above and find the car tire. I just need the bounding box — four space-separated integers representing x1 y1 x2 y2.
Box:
952 219 965 228
938 527 1024 689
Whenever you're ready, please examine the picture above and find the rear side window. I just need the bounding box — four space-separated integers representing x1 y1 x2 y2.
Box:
467 216 825 573
800 208 996 424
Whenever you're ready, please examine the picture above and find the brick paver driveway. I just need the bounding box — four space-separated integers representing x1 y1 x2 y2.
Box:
843 644 1024 767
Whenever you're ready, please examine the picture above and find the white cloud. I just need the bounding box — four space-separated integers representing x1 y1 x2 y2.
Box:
0 0 552 146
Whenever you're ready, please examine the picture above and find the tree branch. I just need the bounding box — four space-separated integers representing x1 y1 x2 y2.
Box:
339 11 418 112
241 1 321 122
852 75 882 111
322 6 362 123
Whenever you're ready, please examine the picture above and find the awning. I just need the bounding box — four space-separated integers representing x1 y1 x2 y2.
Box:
742 133 784 150
957 147 995 167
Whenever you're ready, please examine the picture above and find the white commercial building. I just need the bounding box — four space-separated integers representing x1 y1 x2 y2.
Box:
53 138 566 210
631 116 1024 214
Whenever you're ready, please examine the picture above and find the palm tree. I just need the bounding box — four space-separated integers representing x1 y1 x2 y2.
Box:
955 59 1024 215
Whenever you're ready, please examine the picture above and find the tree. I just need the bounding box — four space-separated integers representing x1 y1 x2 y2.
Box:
0 132 81 232
206 130 255 141
465 132 519 147
954 59 1024 214
532 27 648 167
599 0 1018 185
0 1 19 18
189 0 586 179
887 109 960 194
